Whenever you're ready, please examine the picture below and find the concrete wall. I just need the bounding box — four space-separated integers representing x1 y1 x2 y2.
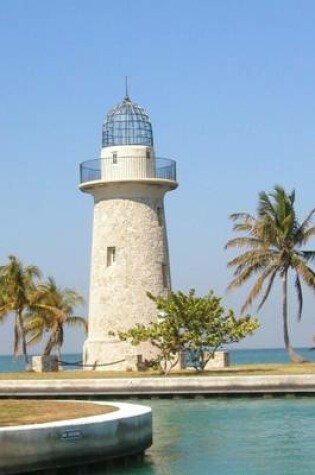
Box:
0 402 152 475
1 375 315 397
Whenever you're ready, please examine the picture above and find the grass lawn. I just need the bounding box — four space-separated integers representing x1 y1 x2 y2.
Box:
0 400 117 426
1 363 315 379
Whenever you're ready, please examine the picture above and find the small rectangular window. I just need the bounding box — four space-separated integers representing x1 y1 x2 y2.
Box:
107 247 116 267
146 149 150 159
112 152 118 164
162 263 168 288
157 207 163 226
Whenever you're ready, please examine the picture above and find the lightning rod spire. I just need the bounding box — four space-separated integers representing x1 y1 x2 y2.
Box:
125 76 129 100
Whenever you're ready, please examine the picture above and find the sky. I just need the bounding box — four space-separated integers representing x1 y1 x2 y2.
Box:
1 0 315 354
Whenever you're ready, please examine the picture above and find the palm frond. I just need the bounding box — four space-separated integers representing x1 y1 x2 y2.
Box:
296 209 315 241
27 330 44 347
229 213 255 222
294 259 315 290
300 227 315 244
66 316 88 333
301 250 315 262
227 249 275 270
257 268 278 310
227 261 269 291
224 237 265 250
241 266 277 313
258 190 276 220
0 302 14 316
24 315 46 332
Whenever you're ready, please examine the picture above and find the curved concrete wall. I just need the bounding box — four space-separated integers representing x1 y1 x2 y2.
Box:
0 402 152 475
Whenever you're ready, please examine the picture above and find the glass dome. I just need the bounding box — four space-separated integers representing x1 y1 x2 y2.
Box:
102 96 154 148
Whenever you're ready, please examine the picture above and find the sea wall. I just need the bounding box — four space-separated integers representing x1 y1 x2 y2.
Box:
0 402 152 474
1 375 315 397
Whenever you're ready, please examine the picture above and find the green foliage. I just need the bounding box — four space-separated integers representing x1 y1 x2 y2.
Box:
0 255 86 366
25 276 87 359
0 255 42 366
117 289 259 374
225 185 315 362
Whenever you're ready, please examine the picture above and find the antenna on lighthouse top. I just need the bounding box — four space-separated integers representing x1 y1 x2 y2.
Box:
125 76 130 100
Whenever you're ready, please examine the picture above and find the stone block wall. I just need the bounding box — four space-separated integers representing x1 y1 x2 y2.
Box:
32 356 59 373
203 351 230 369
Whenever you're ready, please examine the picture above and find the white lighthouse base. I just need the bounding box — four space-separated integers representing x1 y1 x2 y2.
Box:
83 339 158 372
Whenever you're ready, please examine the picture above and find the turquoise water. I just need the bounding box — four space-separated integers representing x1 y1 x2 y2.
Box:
38 397 315 475
141 398 315 475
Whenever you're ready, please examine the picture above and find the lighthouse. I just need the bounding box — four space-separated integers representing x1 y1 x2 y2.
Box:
79 91 177 371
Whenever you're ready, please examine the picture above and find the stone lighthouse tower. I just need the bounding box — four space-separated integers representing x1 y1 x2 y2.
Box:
79 92 177 370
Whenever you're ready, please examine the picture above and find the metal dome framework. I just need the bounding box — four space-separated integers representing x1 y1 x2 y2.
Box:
102 96 154 148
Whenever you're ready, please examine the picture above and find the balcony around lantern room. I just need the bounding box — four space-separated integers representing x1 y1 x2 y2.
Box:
79 156 177 190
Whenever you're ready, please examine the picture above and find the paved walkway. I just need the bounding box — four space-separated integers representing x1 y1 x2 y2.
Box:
1 375 315 397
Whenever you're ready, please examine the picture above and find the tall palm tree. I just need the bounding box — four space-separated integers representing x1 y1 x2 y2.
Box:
0 255 41 366
26 277 87 361
225 185 315 363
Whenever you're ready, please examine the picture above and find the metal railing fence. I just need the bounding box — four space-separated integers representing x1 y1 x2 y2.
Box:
80 157 176 184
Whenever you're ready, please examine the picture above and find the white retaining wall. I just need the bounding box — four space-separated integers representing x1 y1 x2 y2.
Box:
0 402 152 474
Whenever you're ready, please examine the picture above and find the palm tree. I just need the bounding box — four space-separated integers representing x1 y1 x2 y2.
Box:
26 277 87 361
0 255 41 366
225 185 315 363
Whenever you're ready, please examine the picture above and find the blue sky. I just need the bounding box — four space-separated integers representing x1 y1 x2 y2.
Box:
1 0 315 354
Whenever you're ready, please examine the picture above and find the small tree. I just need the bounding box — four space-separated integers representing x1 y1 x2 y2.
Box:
117 290 259 374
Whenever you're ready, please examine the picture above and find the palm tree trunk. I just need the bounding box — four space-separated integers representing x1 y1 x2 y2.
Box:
57 345 63 370
282 272 306 363
17 309 30 369
44 337 53 356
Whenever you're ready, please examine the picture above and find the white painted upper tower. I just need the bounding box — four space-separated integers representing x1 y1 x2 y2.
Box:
79 91 177 370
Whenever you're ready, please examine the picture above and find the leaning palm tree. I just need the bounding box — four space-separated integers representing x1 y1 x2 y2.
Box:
0 255 41 366
225 185 315 363
26 277 87 361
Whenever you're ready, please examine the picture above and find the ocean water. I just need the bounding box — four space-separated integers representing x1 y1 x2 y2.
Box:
0 353 83 373
230 347 315 365
1 347 315 372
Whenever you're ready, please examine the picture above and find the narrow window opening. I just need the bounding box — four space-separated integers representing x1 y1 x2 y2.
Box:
157 207 163 226
107 247 116 266
112 152 118 164
146 149 151 159
162 263 168 288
